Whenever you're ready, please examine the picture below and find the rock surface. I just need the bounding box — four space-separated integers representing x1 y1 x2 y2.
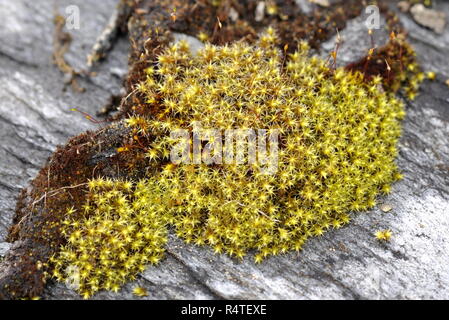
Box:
0 0 448 299
410 4 446 34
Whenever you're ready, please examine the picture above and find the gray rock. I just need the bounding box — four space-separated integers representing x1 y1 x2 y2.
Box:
295 0 314 14
410 4 446 34
320 14 390 67
396 1 449 79
0 0 448 300
0 243 11 257
172 33 205 55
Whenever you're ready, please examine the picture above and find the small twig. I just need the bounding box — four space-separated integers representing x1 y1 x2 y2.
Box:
119 87 139 112
223 200 279 222
31 183 89 207
71 108 109 124
16 211 34 228
47 160 52 190
385 58 391 83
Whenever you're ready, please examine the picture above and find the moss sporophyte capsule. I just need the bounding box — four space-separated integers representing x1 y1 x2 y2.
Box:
51 28 405 298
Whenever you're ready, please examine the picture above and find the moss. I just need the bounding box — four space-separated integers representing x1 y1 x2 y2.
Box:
3 124 132 299
51 29 405 297
375 229 392 241
345 7 426 101
119 0 369 116
345 33 424 100
2 0 423 299
51 179 167 298
121 0 421 117
133 286 149 297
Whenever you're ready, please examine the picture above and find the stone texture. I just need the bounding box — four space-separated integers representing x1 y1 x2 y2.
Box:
0 243 11 258
410 4 446 34
0 0 448 299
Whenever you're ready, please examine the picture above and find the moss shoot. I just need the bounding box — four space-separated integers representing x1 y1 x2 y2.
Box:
52 29 405 297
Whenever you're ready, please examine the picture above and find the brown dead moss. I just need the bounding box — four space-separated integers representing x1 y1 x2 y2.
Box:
346 5 425 99
3 124 132 299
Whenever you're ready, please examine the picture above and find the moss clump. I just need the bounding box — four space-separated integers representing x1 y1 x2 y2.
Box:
53 28 405 297
51 179 167 298
346 32 425 101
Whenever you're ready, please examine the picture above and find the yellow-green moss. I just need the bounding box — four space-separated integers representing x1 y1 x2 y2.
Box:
53 28 405 297
51 179 167 298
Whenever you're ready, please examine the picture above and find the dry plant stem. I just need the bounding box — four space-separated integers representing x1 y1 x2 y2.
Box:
53 14 84 92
